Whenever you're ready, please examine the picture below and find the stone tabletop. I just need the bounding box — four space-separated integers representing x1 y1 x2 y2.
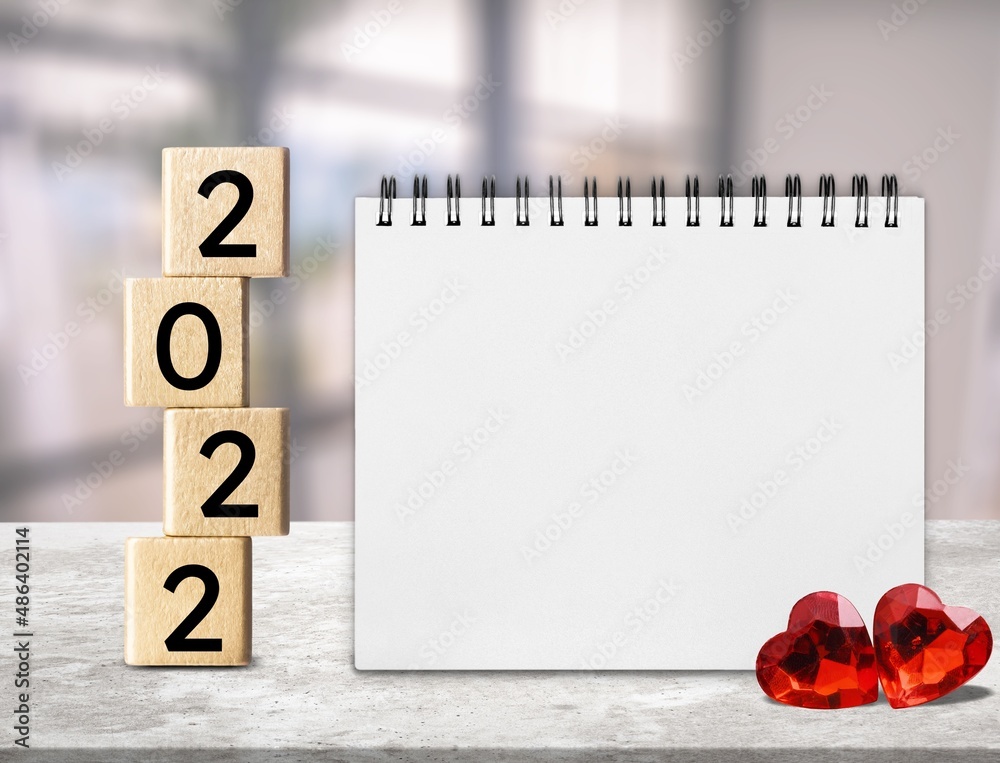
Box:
4 520 998 762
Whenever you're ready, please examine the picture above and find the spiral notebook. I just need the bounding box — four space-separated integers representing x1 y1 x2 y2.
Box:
354 175 924 670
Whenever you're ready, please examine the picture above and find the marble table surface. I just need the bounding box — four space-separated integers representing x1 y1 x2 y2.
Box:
3 520 997 762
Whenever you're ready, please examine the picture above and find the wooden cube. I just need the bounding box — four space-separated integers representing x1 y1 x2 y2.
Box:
124 277 248 408
124 536 251 666
162 147 289 278
164 408 290 537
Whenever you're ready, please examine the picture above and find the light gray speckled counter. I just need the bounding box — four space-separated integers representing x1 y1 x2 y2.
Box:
3 521 998 762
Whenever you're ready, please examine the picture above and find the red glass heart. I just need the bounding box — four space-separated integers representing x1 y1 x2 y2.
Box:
873 583 993 708
756 591 878 709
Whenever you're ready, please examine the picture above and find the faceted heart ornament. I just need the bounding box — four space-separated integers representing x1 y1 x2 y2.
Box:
756 591 878 709
873 583 993 708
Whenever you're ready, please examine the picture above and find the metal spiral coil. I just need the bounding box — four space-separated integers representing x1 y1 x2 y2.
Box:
882 174 899 227
481 175 496 226
685 175 700 227
718 174 734 227
411 175 427 226
446 175 461 226
651 177 665 227
584 177 598 226
752 175 767 227
372 173 904 228
852 175 869 228
785 174 802 227
549 175 564 226
618 177 632 226
377 175 396 226
819 174 835 227
515 176 529 226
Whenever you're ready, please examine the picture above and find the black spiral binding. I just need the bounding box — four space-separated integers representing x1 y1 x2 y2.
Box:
651 177 665 227
618 177 632 226
515 176 529 226
819 175 835 227
446 175 460 226
881 174 899 228
375 174 902 228
377 175 396 226
852 174 869 228
481 175 495 226
584 178 598 227
785 174 802 227
752 176 766 227
718 174 734 228
411 175 427 226
549 176 563 226
685 175 700 227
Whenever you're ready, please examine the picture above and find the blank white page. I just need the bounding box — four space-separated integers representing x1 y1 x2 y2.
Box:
354 194 924 670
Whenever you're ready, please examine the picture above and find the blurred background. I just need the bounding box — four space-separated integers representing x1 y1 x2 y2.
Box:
1 0 998 521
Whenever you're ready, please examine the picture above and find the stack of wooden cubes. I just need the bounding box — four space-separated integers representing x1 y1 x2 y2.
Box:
123 147 290 666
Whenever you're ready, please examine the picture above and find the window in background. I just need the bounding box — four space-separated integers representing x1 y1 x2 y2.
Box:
0 0 719 521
